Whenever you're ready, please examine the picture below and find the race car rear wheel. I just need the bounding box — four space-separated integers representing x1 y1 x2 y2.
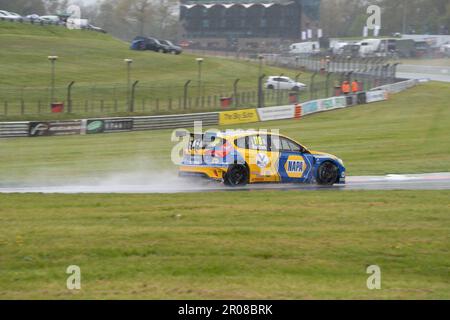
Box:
224 165 249 187
316 162 338 185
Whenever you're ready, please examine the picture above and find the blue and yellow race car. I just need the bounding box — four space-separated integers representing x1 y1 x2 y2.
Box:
178 130 346 187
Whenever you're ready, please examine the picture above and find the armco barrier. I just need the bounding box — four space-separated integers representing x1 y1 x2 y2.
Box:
0 112 219 138
0 121 29 138
132 112 219 131
371 79 418 94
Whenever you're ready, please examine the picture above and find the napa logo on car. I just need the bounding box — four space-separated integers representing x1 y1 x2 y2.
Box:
284 155 306 178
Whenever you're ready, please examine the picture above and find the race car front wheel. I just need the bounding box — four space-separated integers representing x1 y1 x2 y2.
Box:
316 162 338 185
224 165 249 187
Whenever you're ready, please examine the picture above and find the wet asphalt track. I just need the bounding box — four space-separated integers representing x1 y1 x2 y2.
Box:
397 64 450 83
0 173 449 194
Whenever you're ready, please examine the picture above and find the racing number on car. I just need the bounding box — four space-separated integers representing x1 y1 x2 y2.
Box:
251 136 267 150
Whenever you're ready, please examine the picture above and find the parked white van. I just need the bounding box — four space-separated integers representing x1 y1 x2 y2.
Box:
289 41 320 55
357 39 397 57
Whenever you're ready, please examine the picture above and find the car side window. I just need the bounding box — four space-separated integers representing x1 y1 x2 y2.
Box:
234 137 247 149
277 137 303 152
281 138 292 151
248 135 268 151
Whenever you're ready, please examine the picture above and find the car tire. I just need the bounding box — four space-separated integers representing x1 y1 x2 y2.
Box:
159 49 165 53
267 84 274 90
224 164 249 187
316 162 338 185
292 86 299 91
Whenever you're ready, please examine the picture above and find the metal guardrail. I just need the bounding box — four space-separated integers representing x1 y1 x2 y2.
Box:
132 112 219 131
0 121 29 138
371 79 419 93
0 112 220 138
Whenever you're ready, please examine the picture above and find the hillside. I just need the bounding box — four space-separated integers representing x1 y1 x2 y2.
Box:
0 21 305 118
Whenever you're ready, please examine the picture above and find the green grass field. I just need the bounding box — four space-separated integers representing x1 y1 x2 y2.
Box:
0 21 314 118
0 51 449 298
0 191 448 299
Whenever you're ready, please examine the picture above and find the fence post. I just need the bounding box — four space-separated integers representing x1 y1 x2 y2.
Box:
391 63 400 83
310 72 317 100
257 74 265 108
276 73 284 105
233 78 240 108
130 80 139 112
183 80 191 110
67 81 75 113
295 73 302 83
326 72 333 98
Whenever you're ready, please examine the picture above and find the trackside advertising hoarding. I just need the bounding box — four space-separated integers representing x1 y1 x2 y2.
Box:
28 121 82 137
219 109 259 125
85 118 133 134
257 105 297 121
301 96 347 116
366 90 388 103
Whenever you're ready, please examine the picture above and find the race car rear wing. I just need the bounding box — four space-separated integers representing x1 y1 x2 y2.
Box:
175 131 218 150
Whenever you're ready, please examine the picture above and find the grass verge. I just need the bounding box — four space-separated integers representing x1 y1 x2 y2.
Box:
0 190 448 299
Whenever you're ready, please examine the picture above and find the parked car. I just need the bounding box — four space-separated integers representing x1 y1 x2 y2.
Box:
159 40 182 55
441 44 450 57
130 36 169 53
87 24 106 33
357 38 397 57
265 76 307 91
26 14 41 22
39 15 61 23
0 10 22 20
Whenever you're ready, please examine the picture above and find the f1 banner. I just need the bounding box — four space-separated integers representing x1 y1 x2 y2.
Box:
28 121 82 137
85 118 133 134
